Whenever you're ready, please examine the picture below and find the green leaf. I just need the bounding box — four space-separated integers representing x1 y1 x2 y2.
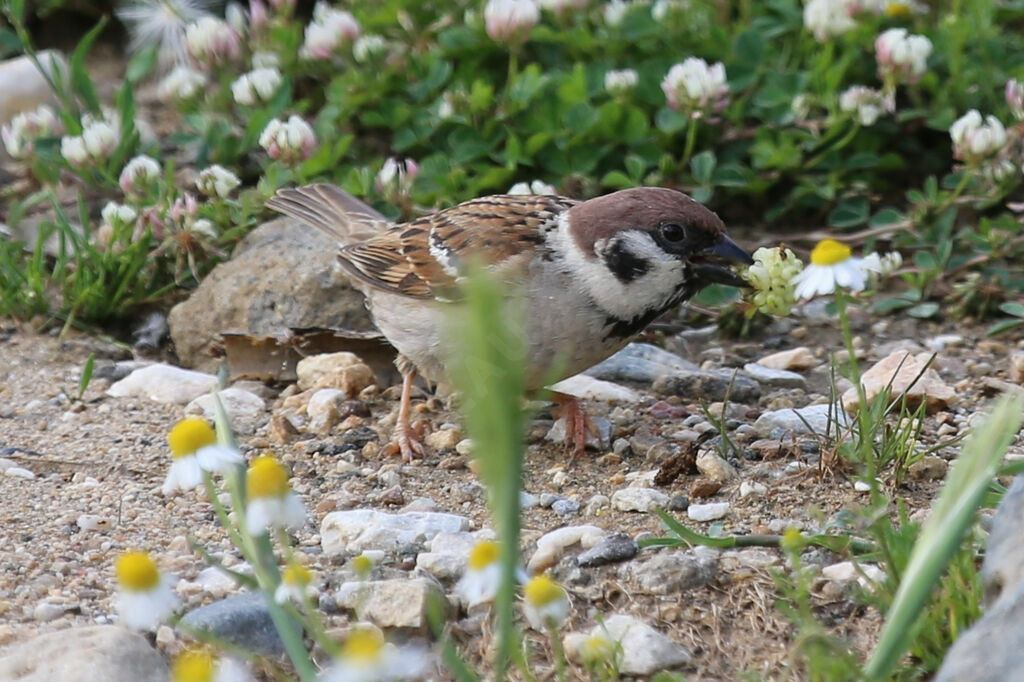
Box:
869 208 904 227
624 154 647 181
563 101 599 134
907 302 940 319
125 46 158 83
711 162 751 187
914 250 937 270
601 170 634 189
655 108 690 134
828 197 870 228
690 150 716 184
69 17 108 114
999 302 1024 318
733 29 766 64
986 319 1024 336
871 296 916 314
77 353 95 400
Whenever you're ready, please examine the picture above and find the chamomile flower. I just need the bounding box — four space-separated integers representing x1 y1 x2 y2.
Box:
114 551 179 630
245 455 307 536
274 563 315 605
454 540 502 608
579 630 617 668
172 649 254 682
791 238 871 300
523 575 570 630
163 417 244 495
319 625 431 682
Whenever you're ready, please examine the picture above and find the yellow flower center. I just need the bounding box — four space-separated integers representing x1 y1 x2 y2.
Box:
172 650 215 682
283 563 312 586
116 551 160 592
524 575 565 607
342 627 385 665
247 455 290 499
468 541 499 570
168 418 216 459
580 633 615 663
809 239 852 266
885 2 911 17
351 553 374 578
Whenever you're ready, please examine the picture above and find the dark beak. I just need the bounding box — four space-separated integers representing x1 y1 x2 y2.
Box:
692 234 753 288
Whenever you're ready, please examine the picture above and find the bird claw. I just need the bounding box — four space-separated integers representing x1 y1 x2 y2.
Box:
382 420 427 462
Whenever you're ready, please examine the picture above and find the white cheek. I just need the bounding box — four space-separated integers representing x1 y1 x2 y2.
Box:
551 215 686 320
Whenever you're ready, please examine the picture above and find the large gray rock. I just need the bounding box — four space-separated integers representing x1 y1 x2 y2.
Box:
586 343 699 383
169 218 374 372
653 369 760 403
982 475 1024 606
934 579 1024 682
564 614 691 675
0 625 167 681
753 403 850 438
178 591 286 656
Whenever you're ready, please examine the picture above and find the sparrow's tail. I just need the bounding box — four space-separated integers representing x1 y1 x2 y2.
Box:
266 183 389 244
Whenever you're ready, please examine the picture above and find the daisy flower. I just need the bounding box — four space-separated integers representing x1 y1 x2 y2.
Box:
114 551 179 630
172 648 253 682
454 540 502 608
163 417 244 495
245 455 307 536
523 575 570 630
274 563 315 605
319 625 430 682
791 238 873 300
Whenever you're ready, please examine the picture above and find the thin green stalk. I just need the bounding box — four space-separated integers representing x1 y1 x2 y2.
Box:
549 624 567 682
680 116 699 172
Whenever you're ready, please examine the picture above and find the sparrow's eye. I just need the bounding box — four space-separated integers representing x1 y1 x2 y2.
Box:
660 223 686 242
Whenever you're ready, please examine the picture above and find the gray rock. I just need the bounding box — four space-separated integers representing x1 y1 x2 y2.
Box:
585 342 699 383
320 509 470 555
185 387 267 435
653 369 761 403
611 487 670 513
335 578 446 630
178 592 285 656
935 579 1024 682
982 475 1024 607
528 525 608 573
743 363 808 390
106 363 218 404
753 403 850 438
619 547 719 595
696 450 738 483
168 217 375 372
577 533 639 567
0 625 167 681
564 614 691 675
552 498 581 516
549 374 641 402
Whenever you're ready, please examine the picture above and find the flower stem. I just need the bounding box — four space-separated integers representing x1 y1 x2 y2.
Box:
680 116 699 172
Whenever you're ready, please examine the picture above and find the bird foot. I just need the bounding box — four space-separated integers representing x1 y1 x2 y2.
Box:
382 419 427 462
554 393 597 464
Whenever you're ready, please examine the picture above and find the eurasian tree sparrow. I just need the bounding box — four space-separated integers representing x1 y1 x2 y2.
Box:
268 184 752 460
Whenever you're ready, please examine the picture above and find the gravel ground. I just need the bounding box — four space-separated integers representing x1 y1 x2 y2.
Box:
1 313 1022 680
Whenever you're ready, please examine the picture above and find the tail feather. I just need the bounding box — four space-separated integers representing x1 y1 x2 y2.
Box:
266 184 389 244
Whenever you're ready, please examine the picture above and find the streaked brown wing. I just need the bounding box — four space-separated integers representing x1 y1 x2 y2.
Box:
340 194 577 300
267 184 389 243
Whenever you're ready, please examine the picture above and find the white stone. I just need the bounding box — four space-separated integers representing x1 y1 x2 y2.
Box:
335 578 446 630
854 480 872 492
194 566 242 597
696 451 738 483
528 525 607 573
567 614 691 675
739 481 768 498
822 561 885 588
33 602 64 622
743 363 808 389
0 625 167 681
320 509 470 555
611 487 670 513
75 515 112 532
185 387 267 435
296 352 375 395
107 364 218 404
756 346 817 371
550 374 641 402
687 502 730 522
4 466 35 479
754 403 850 437
0 51 66 161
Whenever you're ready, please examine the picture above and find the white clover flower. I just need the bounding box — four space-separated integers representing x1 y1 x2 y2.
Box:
980 158 1019 184
454 541 502 609
791 94 812 121
196 164 241 198
484 0 540 45
803 0 856 42
61 117 118 169
651 0 686 22
162 417 244 495
603 0 630 26
231 67 283 106
353 35 388 63
508 179 557 195
523 575 570 630
437 93 456 119
319 625 431 682
251 50 280 69
191 218 218 238
244 455 307 536
116 0 212 68
839 85 891 126
375 157 419 198
259 115 317 165
102 201 139 229
743 246 803 316
184 16 241 65
862 250 903 277
119 155 162 195
274 563 316 605
172 649 255 682
158 65 208 100
225 1 247 34
791 238 873 300
1006 79 1024 121
300 2 360 59
1 105 61 159
114 551 179 630
661 57 728 115
605 68 639 97
950 110 1007 163
875 28 932 83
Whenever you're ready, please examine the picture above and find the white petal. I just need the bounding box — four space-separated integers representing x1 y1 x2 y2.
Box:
115 578 179 630
196 444 244 474
163 455 203 494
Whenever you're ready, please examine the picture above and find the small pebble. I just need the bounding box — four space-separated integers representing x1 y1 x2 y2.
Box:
687 502 730 522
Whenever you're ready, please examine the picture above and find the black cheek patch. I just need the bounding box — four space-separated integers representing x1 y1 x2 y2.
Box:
602 239 651 284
